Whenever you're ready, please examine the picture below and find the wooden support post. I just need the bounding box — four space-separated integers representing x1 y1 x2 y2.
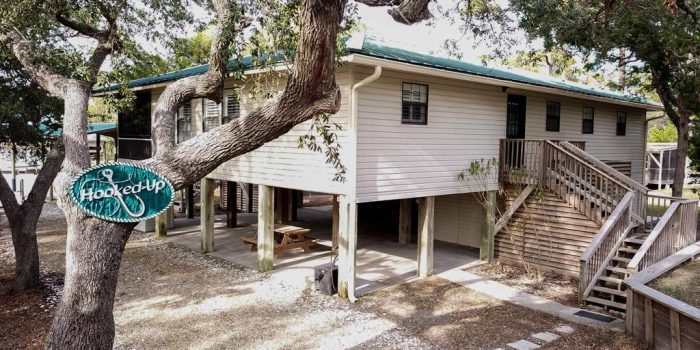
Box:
200 178 215 253
331 195 340 248
274 188 285 224
671 309 681 350
155 212 168 238
398 198 411 244
186 184 195 219
248 184 254 213
417 196 435 278
257 185 275 272
291 190 299 221
96 133 101 164
480 191 496 262
286 189 294 222
226 181 237 228
645 297 654 346
337 195 357 300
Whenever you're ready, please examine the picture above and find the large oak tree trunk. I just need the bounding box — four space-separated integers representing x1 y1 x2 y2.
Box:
44 215 134 349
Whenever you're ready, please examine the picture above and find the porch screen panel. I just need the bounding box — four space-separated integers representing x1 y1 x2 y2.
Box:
203 99 220 132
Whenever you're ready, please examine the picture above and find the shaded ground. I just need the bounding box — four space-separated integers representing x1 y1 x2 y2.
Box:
0 208 64 350
649 258 700 309
1 204 643 349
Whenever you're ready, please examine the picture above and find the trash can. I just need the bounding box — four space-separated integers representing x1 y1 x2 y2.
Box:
314 264 338 295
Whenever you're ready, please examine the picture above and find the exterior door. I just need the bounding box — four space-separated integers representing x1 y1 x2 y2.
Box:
506 94 527 139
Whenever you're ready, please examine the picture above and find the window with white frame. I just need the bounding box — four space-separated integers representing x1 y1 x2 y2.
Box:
401 82 428 125
177 100 192 143
203 98 220 132
223 89 240 124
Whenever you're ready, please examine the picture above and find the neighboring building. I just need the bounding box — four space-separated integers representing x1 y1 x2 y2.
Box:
98 35 698 312
645 142 693 189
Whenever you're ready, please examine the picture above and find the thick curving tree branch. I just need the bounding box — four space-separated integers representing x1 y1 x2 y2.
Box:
0 32 71 98
144 0 346 188
356 0 432 24
151 0 233 154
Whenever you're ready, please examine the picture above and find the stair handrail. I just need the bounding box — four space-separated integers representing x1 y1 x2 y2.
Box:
559 140 648 223
544 141 632 225
579 191 636 302
544 141 632 192
559 141 647 193
627 199 698 275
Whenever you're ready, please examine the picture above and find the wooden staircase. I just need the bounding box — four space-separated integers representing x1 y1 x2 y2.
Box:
498 139 697 315
495 189 602 275
583 232 647 311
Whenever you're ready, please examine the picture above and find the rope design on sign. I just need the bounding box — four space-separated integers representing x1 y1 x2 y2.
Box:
68 161 176 223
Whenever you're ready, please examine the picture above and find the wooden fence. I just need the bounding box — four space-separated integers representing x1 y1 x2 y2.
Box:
625 243 700 350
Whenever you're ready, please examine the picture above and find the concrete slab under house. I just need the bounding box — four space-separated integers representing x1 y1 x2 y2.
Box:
92 34 699 312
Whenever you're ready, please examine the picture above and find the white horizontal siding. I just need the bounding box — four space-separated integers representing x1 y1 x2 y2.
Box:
208 67 352 194
513 88 647 183
434 193 482 248
355 66 505 203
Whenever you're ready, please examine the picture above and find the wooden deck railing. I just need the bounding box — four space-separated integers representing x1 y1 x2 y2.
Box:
627 200 698 275
579 191 636 302
624 243 700 349
647 194 685 229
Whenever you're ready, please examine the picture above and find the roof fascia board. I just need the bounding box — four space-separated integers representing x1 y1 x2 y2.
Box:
346 54 662 111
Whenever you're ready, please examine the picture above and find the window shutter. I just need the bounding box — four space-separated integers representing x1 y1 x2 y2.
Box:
223 89 240 124
203 99 220 132
177 101 193 143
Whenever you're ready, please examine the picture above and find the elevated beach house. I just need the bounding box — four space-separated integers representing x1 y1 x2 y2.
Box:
97 35 697 311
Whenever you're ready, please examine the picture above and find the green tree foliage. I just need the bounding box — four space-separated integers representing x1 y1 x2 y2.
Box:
648 121 678 143
0 46 62 161
509 0 700 196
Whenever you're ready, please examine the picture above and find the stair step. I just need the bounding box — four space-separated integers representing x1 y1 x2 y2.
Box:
585 296 627 310
624 238 646 245
592 285 627 297
618 247 638 254
605 266 628 275
612 256 631 264
598 275 623 284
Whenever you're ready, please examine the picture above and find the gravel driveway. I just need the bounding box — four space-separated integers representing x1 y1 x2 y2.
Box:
3 204 643 349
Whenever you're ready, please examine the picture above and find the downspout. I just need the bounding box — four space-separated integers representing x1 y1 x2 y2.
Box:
345 65 381 303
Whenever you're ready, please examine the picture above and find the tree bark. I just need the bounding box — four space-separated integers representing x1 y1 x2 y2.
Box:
0 142 64 291
672 111 691 197
44 215 135 350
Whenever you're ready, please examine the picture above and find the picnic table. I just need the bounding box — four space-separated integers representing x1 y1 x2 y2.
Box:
241 224 317 257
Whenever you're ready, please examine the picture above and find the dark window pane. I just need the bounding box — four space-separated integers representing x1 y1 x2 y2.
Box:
582 107 594 134
616 111 627 136
118 91 151 139
546 101 560 132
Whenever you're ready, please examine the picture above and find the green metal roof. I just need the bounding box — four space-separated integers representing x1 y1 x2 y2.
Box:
94 54 280 93
40 123 117 137
349 36 657 107
99 35 658 108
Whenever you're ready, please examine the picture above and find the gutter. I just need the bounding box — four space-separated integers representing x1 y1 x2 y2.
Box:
344 64 382 303
346 54 662 112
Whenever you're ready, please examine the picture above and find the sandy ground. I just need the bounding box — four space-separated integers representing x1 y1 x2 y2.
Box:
649 258 700 309
1 204 644 349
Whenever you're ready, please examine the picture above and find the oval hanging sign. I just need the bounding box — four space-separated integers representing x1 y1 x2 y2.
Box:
69 162 175 223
